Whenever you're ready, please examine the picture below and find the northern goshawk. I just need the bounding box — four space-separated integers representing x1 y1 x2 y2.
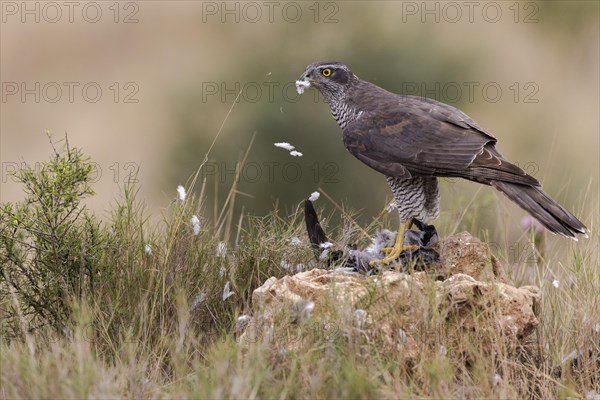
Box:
295 61 587 265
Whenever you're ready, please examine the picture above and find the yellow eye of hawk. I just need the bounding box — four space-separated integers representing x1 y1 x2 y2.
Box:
322 68 332 77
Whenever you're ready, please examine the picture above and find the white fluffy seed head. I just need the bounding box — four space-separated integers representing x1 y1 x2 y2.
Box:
217 241 227 257
176 185 186 201
191 215 201 236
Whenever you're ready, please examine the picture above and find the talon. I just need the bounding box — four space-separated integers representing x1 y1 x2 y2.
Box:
369 221 420 266
370 244 419 266
380 245 419 256
380 247 393 254
403 244 420 252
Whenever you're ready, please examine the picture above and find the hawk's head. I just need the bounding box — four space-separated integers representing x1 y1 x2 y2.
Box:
296 61 355 98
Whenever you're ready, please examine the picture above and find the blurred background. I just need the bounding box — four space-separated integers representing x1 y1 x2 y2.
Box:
1 1 598 245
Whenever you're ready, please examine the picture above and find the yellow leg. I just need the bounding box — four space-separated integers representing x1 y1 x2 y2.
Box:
369 220 420 266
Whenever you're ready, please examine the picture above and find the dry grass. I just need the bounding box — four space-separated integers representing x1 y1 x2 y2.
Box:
0 138 598 399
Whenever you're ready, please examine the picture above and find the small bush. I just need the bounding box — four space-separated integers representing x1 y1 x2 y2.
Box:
0 136 104 336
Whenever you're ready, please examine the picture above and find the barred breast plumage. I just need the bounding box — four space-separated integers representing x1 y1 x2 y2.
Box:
386 175 440 223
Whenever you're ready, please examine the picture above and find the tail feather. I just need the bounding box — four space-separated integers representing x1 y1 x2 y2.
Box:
304 200 329 250
491 181 587 239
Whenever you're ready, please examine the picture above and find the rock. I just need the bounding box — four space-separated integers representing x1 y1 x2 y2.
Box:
240 232 540 361
437 231 509 282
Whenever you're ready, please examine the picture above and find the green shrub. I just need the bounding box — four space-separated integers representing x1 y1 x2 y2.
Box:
0 136 104 336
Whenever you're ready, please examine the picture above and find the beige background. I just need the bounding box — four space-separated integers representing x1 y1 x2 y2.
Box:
1 1 598 244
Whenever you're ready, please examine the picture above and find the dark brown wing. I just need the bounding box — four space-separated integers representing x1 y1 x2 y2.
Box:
341 94 587 237
342 96 538 186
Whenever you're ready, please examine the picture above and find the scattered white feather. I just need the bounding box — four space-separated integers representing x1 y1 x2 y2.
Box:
293 299 315 321
280 261 306 273
318 243 333 260
190 215 201 236
280 260 293 271
319 249 329 261
586 390 600 400
176 185 186 201
217 241 227 257
493 373 502 386
274 143 303 157
222 281 235 301
561 349 578 364
144 244 152 255
289 236 302 246
398 329 408 344
190 292 206 311
274 142 295 151
237 314 251 323
237 314 252 333
308 191 320 202
299 300 315 316
385 201 397 213
438 345 447 356
552 279 559 288
365 229 396 255
219 265 226 277
354 309 367 327
296 79 310 94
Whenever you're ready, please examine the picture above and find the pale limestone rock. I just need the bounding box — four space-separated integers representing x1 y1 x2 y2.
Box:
240 232 540 358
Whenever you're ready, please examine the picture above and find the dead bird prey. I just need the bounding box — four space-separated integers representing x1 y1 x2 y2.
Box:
303 200 439 274
296 61 588 266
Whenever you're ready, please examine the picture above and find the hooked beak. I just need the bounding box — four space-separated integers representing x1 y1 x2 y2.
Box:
295 69 312 95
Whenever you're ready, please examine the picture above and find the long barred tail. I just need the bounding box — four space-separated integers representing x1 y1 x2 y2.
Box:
490 180 588 239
